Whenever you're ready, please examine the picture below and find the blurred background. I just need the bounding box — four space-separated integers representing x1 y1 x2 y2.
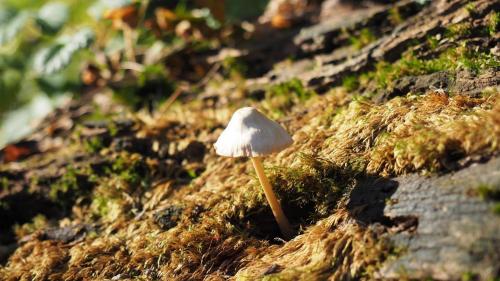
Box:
0 0 272 147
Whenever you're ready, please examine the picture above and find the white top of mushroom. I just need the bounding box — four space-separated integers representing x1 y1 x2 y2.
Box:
214 107 293 157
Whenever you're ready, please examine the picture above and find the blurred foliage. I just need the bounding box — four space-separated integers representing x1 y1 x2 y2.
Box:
0 0 94 121
0 0 268 145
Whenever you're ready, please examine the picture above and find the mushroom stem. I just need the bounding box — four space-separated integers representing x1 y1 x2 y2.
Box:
251 157 293 239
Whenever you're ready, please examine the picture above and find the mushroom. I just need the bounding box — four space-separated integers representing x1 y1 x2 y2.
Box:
214 107 294 239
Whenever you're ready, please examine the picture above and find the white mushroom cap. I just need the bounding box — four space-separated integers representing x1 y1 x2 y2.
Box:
214 107 293 157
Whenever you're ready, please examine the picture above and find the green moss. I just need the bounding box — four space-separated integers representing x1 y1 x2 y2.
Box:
13 214 48 238
349 28 376 50
267 78 314 102
46 165 96 213
222 57 248 78
186 169 198 179
389 7 403 25
0 176 8 192
83 136 104 154
465 3 476 15
81 104 114 122
445 23 472 38
49 168 78 201
342 75 360 92
268 154 354 221
262 78 316 118
110 154 149 187
360 46 499 91
488 12 499 36
476 184 500 201
427 35 440 50
492 203 500 215
461 271 478 281
85 153 151 222
90 195 115 219
108 122 119 137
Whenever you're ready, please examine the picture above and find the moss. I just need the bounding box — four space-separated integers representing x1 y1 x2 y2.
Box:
389 6 403 25
492 203 500 215
83 136 104 154
488 12 499 36
49 167 80 202
261 276 287 281
81 104 115 122
320 92 500 176
349 28 376 50
29 176 39 191
222 56 248 78
47 165 96 214
108 122 119 137
427 35 440 50
110 153 150 188
445 22 473 38
3 85 498 281
0 176 8 192
13 214 48 238
360 46 499 91
476 184 500 201
88 153 151 222
90 195 123 222
465 3 477 15
461 271 479 281
268 154 355 222
342 75 360 92
186 168 198 179
262 78 316 118
267 78 314 102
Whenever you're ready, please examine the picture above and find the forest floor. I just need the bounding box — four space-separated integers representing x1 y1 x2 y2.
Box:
0 0 499 280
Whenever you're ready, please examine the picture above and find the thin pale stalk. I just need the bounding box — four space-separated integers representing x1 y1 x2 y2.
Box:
251 157 293 239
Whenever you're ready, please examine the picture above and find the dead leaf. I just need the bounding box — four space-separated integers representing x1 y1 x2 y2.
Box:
2 145 33 163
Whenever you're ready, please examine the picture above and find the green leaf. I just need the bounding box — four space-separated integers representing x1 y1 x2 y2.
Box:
0 9 30 45
36 72 78 96
36 2 69 34
33 28 95 74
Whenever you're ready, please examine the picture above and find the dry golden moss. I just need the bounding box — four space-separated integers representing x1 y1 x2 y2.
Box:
1 240 68 281
235 210 390 281
1 73 499 281
318 91 500 176
2 88 499 281
368 95 499 175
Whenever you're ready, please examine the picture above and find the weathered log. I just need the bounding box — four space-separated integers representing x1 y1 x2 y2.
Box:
349 157 500 280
